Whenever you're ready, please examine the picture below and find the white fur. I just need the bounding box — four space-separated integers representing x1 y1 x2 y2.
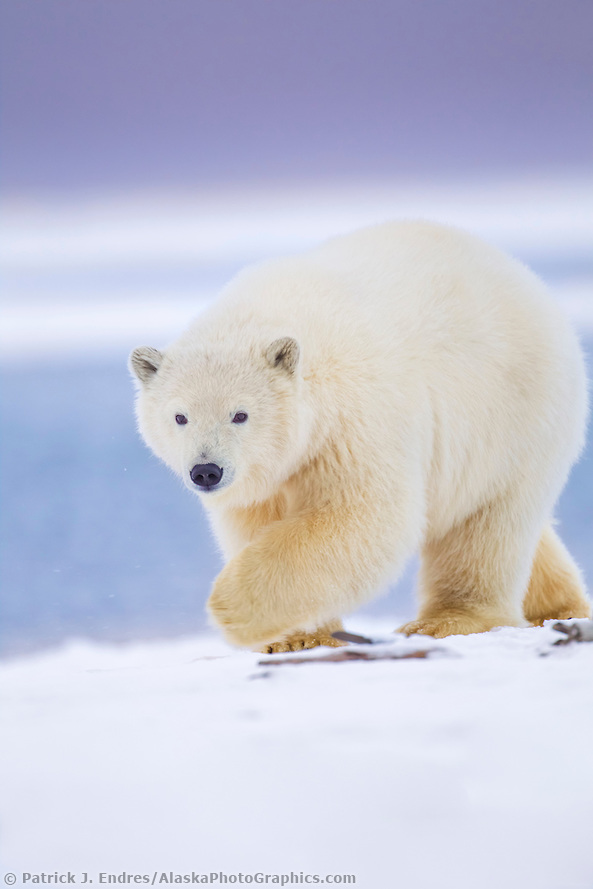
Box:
130 221 589 648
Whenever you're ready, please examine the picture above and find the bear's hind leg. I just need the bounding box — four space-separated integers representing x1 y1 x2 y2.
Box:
399 498 538 638
523 525 591 625
259 620 346 654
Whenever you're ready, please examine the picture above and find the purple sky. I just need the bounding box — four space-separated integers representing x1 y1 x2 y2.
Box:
1 0 591 194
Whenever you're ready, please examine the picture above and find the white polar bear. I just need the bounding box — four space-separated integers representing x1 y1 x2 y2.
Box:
130 221 591 651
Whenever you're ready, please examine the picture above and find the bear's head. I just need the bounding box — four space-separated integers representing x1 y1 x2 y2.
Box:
129 335 312 507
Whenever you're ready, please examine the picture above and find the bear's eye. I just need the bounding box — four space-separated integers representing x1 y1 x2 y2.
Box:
232 412 248 424
175 414 188 425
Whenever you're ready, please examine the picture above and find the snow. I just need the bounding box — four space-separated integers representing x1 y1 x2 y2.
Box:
1 620 593 888
0 294 211 359
3 176 592 270
2 174 593 360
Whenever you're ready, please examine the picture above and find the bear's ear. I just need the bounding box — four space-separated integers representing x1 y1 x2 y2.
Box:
265 337 300 375
129 346 163 384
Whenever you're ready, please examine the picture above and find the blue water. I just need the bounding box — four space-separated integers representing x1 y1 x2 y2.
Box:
1 344 592 659
0 359 221 657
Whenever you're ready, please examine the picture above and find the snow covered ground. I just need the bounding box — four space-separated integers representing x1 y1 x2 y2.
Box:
1 620 593 888
1 176 593 887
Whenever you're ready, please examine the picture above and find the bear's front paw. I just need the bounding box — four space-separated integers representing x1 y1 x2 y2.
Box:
260 622 346 654
207 561 289 648
207 585 261 648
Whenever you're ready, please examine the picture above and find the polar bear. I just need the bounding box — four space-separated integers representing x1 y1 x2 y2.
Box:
130 221 591 651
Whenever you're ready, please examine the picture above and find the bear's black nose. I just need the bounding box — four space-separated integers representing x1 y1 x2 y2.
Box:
190 463 224 489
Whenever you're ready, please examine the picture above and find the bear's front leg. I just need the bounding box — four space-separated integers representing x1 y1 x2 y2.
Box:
207 504 396 650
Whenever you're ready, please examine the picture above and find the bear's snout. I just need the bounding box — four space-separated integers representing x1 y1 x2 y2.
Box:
190 463 224 490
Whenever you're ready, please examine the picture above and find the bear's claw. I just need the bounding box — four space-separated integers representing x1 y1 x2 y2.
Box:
260 625 347 654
